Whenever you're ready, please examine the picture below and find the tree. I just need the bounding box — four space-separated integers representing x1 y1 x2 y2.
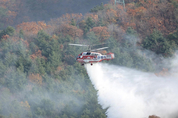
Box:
48 51 61 68
86 17 95 29
0 26 15 40
4 68 27 92
91 26 110 42
19 29 24 39
90 3 104 13
86 31 100 44
70 18 76 26
29 73 42 85
81 17 95 34
58 24 83 39
142 30 172 56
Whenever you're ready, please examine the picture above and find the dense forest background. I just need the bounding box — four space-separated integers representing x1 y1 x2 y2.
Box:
0 0 178 117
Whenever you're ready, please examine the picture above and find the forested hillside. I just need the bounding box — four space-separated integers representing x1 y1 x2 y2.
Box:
0 0 178 117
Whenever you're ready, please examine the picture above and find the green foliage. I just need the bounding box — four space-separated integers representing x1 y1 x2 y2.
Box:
35 30 51 57
0 7 7 18
0 26 15 40
86 17 95 29
35 99 55 117
36 30 61 58
167 30 178 50
96 18 105 27
0 61 6 79
90 3 104 13
83 17 95 34
142 30 173 56
58 34 72 44
19 29 24 39
29 57 46 75
171 0 178 8
29 42 38 54
126 27 138 36
4 68 27 92
70 18 76 26
34 30 62 74
3 52 17 67
105 36 154 72
86 31 100 44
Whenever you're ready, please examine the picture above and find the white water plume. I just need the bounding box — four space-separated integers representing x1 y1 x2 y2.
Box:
85 62 178 118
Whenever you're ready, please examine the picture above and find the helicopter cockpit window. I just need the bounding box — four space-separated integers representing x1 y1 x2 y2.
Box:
86 52 91 55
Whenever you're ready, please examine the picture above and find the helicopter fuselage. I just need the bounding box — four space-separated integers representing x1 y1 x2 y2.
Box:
76 52 114 65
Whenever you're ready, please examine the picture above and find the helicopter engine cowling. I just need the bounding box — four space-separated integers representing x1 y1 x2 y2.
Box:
106 52 115 60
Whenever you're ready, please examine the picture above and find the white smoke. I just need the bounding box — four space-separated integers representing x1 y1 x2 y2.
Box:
85 58 178 118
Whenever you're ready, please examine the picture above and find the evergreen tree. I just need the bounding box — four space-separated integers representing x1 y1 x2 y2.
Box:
70 18 76 26
19 29 24 39
0 26 15 36
142 30 172 56
83 17 95 34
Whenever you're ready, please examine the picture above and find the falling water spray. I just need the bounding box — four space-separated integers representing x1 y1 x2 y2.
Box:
85 62 178 118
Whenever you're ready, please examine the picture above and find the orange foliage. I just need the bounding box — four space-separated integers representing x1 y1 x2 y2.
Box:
135 6 146 15
127 5 146 22
51 34 58 40
16 21 50 36
0 0 10 8
30 50 45 60
55 66 63 74
57 66 62 72
108 25 126 41
155 68 169 77
8 10 17 18
58 24 83 39
116 4 125 11
91 26 110 41
21 38 29 48
84 13 98 22
1 34 9 40
106 9 117 23
29 73 42 85
149 115 160 118
20 101 30 110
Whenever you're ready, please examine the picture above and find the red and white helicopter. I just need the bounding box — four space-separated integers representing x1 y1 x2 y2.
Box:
69 43 115 65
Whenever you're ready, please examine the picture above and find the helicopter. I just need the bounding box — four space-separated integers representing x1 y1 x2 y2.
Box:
69 43 115 65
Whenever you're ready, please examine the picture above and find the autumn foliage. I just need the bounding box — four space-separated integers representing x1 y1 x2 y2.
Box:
57 24 83 39
91 26 110 41
149 115 160 118
30 50 44 60
16 21 50 36
28 73 42 85
20 101 30 110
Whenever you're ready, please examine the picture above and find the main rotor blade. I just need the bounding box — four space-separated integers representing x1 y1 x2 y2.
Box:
91 47 108 51
69 43 89 47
